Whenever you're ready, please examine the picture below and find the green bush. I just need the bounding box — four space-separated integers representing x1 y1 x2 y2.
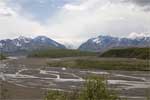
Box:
79 76 119 100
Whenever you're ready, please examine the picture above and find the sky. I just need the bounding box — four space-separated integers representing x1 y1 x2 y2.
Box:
0 0 150 48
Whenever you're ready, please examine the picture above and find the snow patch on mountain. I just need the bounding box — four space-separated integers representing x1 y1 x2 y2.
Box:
92 38 102 44
16 42 21 47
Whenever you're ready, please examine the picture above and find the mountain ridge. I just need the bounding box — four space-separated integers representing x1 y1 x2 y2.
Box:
78 35 150 52
0 35 66 53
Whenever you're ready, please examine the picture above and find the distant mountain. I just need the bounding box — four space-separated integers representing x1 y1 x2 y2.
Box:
31 36 65 49
0 36 65 54
78 35 150 52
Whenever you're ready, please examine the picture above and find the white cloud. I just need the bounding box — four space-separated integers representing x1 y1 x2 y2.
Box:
0 0 15 16
0 15 48 39
128 32 150 39
63 4 86 11
63 0 104 11
0 0 50 39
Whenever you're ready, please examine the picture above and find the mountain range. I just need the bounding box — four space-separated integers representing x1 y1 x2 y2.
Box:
0 35 149 54
0 36 65 54
79 35 150 52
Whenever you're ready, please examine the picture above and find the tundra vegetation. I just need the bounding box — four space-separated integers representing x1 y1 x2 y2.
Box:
28 49 98 58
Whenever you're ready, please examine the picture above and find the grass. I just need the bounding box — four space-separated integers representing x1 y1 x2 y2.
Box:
45 76 120 100
100 47 150 59
0 53 6 60
48 58 150 71
28 49 98 58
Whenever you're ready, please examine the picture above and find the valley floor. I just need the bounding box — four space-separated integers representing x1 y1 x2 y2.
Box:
0 57 150 100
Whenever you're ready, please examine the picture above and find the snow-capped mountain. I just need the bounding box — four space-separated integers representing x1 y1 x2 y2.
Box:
78 35 150 52
0 36 65 53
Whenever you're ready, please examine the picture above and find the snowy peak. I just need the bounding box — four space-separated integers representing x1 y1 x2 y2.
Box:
91 35 118 45
33 36 63 47
34 36 49 41
14 36 31 45
18 36 30 40
34 36 56 43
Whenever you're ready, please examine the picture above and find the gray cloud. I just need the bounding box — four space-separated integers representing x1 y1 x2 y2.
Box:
143 7 150 11
126 0 150 6
123 0 150 11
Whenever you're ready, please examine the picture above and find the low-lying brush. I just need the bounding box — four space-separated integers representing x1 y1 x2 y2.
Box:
48 58 149 71
28 49 97 58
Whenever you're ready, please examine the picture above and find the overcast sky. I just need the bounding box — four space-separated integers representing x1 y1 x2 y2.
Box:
0 0 150 48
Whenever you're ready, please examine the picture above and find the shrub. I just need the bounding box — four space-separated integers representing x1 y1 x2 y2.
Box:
79 76 119 100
